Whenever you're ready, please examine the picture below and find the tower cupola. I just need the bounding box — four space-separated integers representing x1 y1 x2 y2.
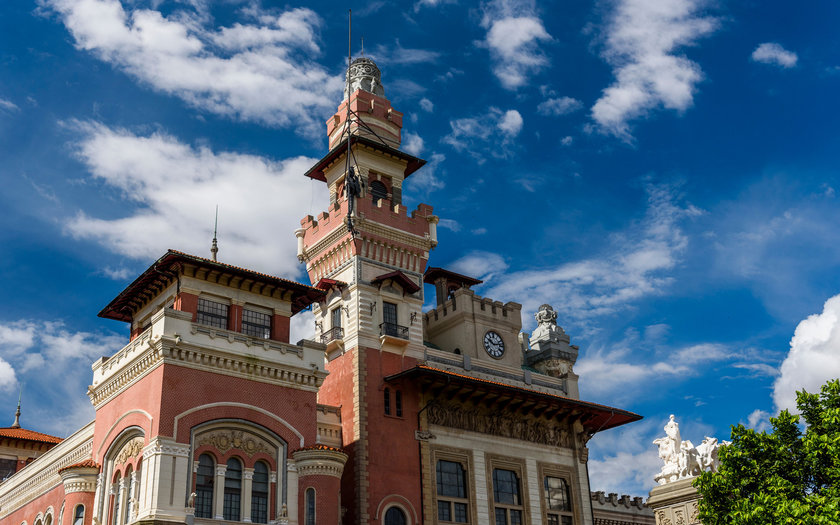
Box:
343 57 385 100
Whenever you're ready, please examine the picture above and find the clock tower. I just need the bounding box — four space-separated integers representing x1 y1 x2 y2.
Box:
296 57 438 524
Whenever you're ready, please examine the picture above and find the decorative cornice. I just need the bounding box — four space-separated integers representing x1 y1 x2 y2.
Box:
89 327 325 407
142 438 190 459
0 428 93 518
291 447 348 479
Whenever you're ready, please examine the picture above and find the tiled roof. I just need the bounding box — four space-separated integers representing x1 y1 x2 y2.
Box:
99 250 326 322
0 427 62 444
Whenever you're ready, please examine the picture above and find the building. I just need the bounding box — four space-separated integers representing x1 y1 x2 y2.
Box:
0 57 651 525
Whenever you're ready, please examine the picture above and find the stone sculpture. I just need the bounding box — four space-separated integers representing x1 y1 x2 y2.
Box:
653 415 728 485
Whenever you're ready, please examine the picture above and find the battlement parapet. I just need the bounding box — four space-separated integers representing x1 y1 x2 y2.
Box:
424 287 522 327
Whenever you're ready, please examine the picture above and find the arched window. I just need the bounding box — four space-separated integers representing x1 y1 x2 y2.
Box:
124 465 134 522
395 390 403 417
305 488 316 525
195 454 215 518
370 180 388 205
112 473 122 525
223 458 242 521
251 461 269 524
384 507 407 525
43 516 52 525
73 505 85 525
384 388 391 415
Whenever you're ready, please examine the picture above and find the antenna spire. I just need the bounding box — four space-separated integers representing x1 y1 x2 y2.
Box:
11 388 21 428
211 205 219 262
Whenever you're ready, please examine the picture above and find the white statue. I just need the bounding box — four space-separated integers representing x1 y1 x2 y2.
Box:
653 415 727 484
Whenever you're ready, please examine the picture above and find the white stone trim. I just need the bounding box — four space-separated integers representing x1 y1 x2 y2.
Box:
0 421 95 519
95 410 154 457
173 402 305 448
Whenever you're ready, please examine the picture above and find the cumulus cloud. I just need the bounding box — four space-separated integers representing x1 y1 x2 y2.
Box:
0 319 124 435
405 152 446 195
479 0 552 89
774 293 840 412
497 109 523 136
537 96 583 116
747 409 771 433
63 121 327 277
419 98 434 112
591 0 718 139
443 107 524 160
751 42 798 68
449 251 509 282
402 132 425 156
44 0 342 135
482 181 702 322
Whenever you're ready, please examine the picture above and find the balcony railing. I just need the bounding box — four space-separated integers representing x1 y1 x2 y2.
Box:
380 322 409 340
321 326 344 344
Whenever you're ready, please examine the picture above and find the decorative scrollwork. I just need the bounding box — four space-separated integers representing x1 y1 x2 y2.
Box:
197 430 273 456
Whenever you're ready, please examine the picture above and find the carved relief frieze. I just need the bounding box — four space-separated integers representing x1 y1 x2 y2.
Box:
426 402 572 447
196 430 274 457
115 437 145 465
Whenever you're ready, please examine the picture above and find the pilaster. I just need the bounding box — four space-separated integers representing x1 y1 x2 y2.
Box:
242 467 254 522
213 464 227 519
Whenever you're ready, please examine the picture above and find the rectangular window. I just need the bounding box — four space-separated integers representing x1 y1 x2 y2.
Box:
492 468 524 525
197 298 228 329
543 475 574 525
383 302 398 325
436 458 470 523
242 308 271 339
396 390 403 417
331 307 342 328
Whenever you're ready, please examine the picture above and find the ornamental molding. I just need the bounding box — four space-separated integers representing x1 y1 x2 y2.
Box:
292 449 348 479
89 332 323 407
142 438 190 459
426 402 573 448
115 437 145 465
196 430 274 457
0 426 93 519
60 479 97 494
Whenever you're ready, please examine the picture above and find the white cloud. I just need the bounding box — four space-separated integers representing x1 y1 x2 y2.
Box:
751 42 798 68
0 319 125 435
483 181 702 322
449 251 509 282
537 96 583 116
480 0 552 90
560 136 573 146
101 266 133 280
443 107 523 160
746 409 771 432
405 152 446 194
402 131 425 156
372 40 441 65
497 109 523 136
774 293 840 413
419 98 434 112
413 0 457 12
44 0 342 135
437 218 462 232
290 309 315 344
591 0 718 140
0 98 19 112
0 358 17 393
587 418 663 496
64 121 327 277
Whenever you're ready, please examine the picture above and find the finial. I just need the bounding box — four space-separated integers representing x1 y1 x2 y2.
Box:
211 205 219 262
361 36 365 57
11 388 21 428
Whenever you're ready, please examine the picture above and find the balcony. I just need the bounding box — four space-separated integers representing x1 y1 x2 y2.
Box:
321 326 344 355
380 322 409 339
320 327 344 344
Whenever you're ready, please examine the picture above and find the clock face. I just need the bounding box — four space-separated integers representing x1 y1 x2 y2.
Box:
483 331 505 358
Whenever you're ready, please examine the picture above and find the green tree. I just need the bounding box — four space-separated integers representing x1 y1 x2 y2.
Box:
694 379 840 524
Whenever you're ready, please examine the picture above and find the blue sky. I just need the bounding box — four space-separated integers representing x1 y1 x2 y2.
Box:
2 0 840 496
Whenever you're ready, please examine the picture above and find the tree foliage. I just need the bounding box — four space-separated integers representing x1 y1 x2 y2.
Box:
694 379 840 524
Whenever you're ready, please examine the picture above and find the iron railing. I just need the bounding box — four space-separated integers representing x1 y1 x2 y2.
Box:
380 322 409 340
320 326 344 344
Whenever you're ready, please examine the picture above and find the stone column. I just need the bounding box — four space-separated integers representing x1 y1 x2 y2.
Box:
242 467 254 522
119 476 130 525
214 464 227 519
285 462 297 524
291 447 347 525
647 478 701 525
128 470 139 521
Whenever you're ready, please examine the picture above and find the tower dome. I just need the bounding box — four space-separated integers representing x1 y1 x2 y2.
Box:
343 57 385 100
